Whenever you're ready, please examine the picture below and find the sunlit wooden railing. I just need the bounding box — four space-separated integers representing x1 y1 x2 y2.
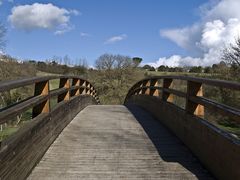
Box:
0 76 100 125
125 76 240 123
0 76 100 179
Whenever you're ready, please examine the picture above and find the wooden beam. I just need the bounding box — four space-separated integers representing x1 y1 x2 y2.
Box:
58 78 70 102
32 80 50 118
71 78 80 96
186 81 204 117
162 78 173 102
150 80 159 96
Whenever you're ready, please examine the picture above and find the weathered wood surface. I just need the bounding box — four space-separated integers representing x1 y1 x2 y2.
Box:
28 105 212 179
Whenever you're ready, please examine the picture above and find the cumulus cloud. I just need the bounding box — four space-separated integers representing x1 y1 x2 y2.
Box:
201 0 240 22
104 34 127 44
154 0 240 67
160 23 202 51
8 3 79 34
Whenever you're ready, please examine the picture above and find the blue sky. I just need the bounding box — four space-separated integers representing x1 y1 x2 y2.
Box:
1 0 240 67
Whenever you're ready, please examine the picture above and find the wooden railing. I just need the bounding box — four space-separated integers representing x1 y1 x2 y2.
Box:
0 76 100 180
125 76 240 123
0 76 100 125
125 76 240 179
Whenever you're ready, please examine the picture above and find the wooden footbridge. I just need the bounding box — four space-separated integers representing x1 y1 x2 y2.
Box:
0 76 239 179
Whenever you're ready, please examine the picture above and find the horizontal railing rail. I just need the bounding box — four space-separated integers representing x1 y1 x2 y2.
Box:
0 76 100 179
0 76 100 124
125 76 240 123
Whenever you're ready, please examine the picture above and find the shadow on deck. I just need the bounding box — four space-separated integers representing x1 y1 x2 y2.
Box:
126 104 213 179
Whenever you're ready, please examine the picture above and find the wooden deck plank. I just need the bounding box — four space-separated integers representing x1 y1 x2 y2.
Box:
28 105 212 179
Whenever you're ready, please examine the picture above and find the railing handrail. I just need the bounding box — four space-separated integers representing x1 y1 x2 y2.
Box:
129 76 240 92
0 76 100 124
125 75 240 124
0 75 94 92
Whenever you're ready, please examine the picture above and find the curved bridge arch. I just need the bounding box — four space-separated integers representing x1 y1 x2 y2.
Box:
0 76 99 179
125 76 240 179
0 75 239 180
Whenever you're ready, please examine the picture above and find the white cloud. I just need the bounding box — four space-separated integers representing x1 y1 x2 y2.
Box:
104 34 127 44
160 23 202 51
8 3 79 34
80 32 90 37
201 0 240 22
69 9 80 16
54 24 74 35
200 18 240 50
153 0 240 67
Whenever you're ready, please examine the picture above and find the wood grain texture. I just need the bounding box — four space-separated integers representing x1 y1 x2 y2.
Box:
0 95 97 180
28 105 212 180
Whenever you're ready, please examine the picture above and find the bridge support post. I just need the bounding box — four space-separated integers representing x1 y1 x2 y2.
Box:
162 78 173 102
32 80 50 118
85 82 90 95
58 78 70 102
150 79 159 97
138 82 144 95
71 78 80 96
186 81 204 117
80 80 86 95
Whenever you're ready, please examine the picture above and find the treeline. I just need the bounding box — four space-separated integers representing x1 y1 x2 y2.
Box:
142 61 228 73
0 54 89 77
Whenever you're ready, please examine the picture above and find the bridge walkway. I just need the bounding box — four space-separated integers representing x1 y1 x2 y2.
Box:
28 105 212 179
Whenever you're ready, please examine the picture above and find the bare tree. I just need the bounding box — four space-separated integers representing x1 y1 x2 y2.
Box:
76 58 88 68
63 55 70 65
222 38 240 66
94 53 141 104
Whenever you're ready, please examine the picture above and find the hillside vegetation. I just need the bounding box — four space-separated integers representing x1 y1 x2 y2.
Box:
0 51 239 140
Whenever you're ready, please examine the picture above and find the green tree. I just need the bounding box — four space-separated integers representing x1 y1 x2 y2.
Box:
189 66 203 73
132 57 142 67
158 65 168 72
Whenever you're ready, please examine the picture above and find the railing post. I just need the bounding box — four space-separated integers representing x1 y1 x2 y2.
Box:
86 82 90 95
71 78 80 96
58 78 70 102
138 82 143 95
162 78 173 102
186 81 204 117
90 85 94 96
145 80 151 95
32 80 50 118
150 79 159 96
80 80 86 95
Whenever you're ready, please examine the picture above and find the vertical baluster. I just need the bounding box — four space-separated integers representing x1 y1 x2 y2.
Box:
32 80 50 118
162 78 173 102
186 81 204 117
139 82 143 95
80 80 86 95
150 79 159 96
72 78 80 96
58 78 70 102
